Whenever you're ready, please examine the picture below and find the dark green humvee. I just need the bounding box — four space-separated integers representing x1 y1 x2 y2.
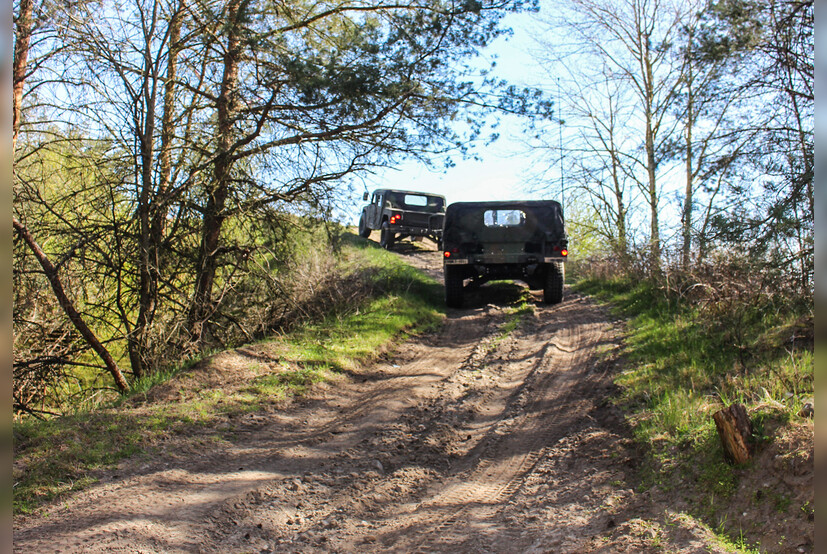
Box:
358 189 446 249
442 200 568 308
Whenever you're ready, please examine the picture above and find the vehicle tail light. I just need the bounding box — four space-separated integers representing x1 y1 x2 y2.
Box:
561 249 568 257
444 251 451 258
390 214 402 224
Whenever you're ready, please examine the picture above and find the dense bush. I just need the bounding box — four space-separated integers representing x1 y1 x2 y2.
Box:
12 218 366 418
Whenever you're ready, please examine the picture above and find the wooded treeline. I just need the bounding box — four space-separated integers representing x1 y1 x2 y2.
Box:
12 0 813 417
12 0 539 415
534 0 813 297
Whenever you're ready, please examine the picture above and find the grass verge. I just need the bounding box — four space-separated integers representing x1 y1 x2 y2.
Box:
13 234 443 515
573 276 813 549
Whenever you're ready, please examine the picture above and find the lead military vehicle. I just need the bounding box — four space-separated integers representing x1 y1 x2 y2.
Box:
441 200 568 308
358 189 446 249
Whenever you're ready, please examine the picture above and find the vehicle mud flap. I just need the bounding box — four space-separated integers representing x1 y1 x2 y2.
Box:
444 265 464 308
543 262 563 304
380 222 395 249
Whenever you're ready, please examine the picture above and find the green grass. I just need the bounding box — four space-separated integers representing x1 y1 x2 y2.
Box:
274 294 442 371
14 412 157 513
573 275 813 547
713 525 762 554
493 284 534 343
245 364 330 398
13 233 444 515
574 276 813 441
13 394 242 514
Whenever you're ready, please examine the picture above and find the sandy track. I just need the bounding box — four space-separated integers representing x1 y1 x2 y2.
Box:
13 247 727 553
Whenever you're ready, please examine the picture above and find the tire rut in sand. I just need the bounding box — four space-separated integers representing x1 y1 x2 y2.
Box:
197 303 520 552
388 293 612 553
12 286 518 554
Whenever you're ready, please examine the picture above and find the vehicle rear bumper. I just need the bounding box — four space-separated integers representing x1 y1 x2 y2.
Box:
444 255 566 265
389 225 442 237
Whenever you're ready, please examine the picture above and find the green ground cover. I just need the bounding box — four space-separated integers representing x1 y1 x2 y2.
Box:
573 276 812 550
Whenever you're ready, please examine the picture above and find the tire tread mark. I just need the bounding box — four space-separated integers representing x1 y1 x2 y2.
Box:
407 303 608 552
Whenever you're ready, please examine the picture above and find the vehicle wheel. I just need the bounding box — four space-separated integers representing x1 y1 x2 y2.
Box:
543 263 563 304
444 266 464 308
379 222 395 249
358 214 371 238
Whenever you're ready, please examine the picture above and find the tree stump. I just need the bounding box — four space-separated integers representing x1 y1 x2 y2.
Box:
712 403 753 465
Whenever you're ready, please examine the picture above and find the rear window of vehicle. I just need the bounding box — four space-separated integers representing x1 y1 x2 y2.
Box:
386 192 444 213
404 194 428 207
484 209 525 227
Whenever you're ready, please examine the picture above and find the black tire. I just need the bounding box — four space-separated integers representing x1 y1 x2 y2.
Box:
444 266 464 308
543 263 564 304
379 222 395 249
358 214 371 238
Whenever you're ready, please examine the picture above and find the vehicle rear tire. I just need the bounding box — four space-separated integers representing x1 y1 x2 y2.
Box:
444 266 464 308
543 263 563 304
358 214 371 238
379 222 395 249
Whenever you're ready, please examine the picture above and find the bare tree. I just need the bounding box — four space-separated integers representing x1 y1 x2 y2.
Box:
58 0 191 377
535 0 692 274
13 0 136 396
554 71 635 259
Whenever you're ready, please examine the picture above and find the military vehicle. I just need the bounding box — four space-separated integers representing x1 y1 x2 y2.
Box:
441 200 568 307
358 189 446 249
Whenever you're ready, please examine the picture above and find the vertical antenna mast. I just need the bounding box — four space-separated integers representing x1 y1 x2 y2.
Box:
558 77 564 214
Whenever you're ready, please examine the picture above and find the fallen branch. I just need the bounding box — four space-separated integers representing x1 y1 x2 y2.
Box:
13 217 129 392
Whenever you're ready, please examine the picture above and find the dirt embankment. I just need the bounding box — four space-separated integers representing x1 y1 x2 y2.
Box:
14 246 734 553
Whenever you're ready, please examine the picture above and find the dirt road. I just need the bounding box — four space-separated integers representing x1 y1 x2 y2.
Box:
13 246 728 553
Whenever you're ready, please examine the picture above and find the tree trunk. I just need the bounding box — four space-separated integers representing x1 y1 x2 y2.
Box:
13 218 130 392
188 0 241 343
131 53 158 379
642 35 660 274
610 149 627 263
130 1 174 378
712 403 752 465
682 50 694 270
156 0 183 230
131 1 185 372
13 0 34 153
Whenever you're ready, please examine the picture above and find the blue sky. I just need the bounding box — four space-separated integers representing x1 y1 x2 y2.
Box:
344 9 557 222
